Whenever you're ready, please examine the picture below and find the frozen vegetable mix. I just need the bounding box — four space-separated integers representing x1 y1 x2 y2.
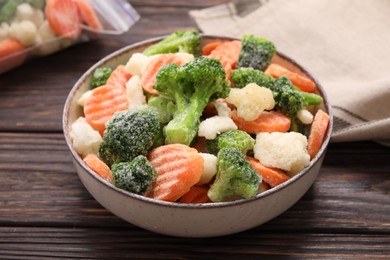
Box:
70 29 330 203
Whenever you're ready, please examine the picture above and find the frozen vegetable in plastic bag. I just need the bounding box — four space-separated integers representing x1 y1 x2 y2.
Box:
0 0 140 74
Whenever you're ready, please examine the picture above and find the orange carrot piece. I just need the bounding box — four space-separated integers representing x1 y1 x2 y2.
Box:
105 65 132 89
246 157 290 188
83 154 113 182
232 110 291 134
265 64 317 93
307 109 330 159
179 185 211 203
202 41 225 56
147 144 204 202
208 40 241 69
141 53 185 95
75 0 103 32
0 38 27 73
84 84 128 135
45 0 81 39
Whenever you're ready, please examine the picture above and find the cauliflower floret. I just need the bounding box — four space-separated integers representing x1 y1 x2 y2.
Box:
197 153 217 185
126 75 146 109
36 21 61 55
226 83 275 121
214 100 231 117
297 109 314 124
77 90 93 107
9 20 38 46
125 53 166 77
198 116 237 140
70 117 103 158
125 53 151 76
174 52 194 64
254 132 310 175
15 3 44 28
0 22 10 41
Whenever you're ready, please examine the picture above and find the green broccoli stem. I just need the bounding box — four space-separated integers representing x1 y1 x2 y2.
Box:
164 98 206 145
301 91 323 106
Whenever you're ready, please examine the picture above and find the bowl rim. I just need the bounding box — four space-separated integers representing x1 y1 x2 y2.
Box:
63 34 333 209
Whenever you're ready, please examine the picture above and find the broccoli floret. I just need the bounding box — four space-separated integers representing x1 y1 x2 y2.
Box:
91 67 112 88
231 67 274 89
208 148 261 202
99 106 160 166
154 56 230 145
143 29 202 56
111 155 156 195
231 68 323 116
272 76 323 116
237 34 276 71
147 96 176 124
206 130 255 156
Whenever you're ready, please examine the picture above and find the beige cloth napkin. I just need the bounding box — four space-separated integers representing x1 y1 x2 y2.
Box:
190 0 390 146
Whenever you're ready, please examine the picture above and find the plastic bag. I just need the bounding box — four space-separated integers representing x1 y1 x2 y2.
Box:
0 0 140 74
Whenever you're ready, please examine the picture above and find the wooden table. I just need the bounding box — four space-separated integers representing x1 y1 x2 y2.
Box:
0 1 389 258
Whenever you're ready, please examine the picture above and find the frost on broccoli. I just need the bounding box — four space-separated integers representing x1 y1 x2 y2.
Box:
272 76 323 116
91 67 112 88
206 130 255 156
237 34 276 71
112 155 156 195
99 106 160 166
208 148 261 202
231 67 274 89
154 56 230 145
143 29 202 56
147 95 176 124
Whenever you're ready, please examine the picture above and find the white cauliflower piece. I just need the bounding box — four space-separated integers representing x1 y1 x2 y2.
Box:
197 153 217 185
198 116 237 140
214 101 231 117
36 21 61 55
70 117 103 158
77 90 93 107
125 53 151 76
297 109 314 124
226 83 275 121
9 20 38 46
15 3 44 27
126 75 146 109
174 52 194 64
0 22 10 41
254 132 310 175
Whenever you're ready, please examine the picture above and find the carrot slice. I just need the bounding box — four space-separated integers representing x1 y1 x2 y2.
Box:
75 0 103 32
0 38 27 73
179 185 211 203
83 154 113 182
84 84 128 135
232 110 291 134
208 40 241 69
246 157 290 188
202 41 225 56
147 144 204 202
45 0 81 39
265 64 317 93
141 54 185 95
307 109 330 159
105 65 132 89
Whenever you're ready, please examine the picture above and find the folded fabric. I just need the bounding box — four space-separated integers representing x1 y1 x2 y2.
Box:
190 0 390 146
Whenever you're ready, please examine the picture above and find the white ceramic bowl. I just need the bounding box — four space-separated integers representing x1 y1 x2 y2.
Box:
63 35 333 238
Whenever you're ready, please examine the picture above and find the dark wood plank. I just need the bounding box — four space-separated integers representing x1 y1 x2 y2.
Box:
0 132 389 234
0 227 388 259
